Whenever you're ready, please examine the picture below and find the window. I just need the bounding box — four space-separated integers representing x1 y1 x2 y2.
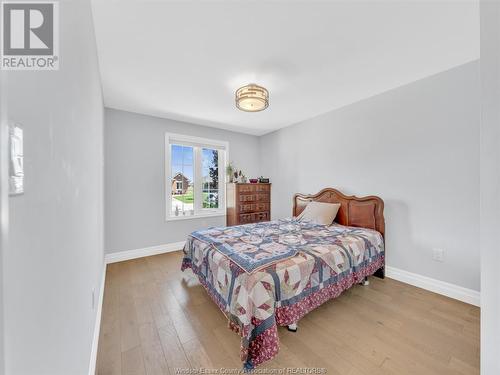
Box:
165 133 227 220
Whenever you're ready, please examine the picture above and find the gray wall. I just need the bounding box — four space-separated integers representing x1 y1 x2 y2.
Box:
260 61 480 291
105 108 260 253
0 69 7 375
3 0 104 374
480 1 500 373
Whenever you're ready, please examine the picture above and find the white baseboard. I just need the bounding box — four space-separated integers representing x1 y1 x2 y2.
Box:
385 266 480 307
88 264 106 375
105 241 186 264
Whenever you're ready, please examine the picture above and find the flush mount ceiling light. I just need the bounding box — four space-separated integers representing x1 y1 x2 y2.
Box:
235 84 269 112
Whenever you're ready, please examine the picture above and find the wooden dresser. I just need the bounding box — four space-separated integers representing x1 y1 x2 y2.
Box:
226 183 271 226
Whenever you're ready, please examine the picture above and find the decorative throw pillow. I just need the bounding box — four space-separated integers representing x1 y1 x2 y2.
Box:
297 201 341 225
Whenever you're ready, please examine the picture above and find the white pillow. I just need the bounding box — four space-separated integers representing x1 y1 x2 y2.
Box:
297 201 341 225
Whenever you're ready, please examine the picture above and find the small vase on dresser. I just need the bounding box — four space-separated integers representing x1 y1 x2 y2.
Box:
226 183 271 226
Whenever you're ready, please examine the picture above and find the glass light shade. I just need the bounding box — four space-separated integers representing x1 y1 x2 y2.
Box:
235 84 269 112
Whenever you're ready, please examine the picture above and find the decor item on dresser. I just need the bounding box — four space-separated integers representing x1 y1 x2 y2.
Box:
226 182 271 226
226 162 235 182
240 173 248 183
226 162 248 183
258 176 269 183
249 178 258 183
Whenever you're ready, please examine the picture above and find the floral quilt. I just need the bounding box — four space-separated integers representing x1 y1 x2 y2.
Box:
181 218 385 369
189 220 327 274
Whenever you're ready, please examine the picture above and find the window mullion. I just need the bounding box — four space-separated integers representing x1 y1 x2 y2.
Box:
218 149 225 211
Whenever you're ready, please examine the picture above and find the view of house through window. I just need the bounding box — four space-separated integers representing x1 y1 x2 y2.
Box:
170 144 194 217
167 135 226 218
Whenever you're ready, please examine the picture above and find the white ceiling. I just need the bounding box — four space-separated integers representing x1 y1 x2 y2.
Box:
91 0 479 136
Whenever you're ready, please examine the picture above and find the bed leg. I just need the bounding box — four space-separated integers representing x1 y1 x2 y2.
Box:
361 276 370 286
287 323 298 332
374 266 385 279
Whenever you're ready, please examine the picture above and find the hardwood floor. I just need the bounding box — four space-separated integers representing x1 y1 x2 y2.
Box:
96 251 480 375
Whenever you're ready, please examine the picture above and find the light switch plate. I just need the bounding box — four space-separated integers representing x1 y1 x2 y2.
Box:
433 248 445 262
9 124 23 196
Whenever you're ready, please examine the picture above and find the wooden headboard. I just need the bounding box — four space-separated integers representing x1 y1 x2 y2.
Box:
293 188 385 238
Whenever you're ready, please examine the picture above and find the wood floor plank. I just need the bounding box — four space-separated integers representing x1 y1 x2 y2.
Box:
119 291 142 352
156 283 198 344
138 323 170 375
182 338 215 369
121 346 146 375
96 251 480 375
157 323 191 370
96 266 122 375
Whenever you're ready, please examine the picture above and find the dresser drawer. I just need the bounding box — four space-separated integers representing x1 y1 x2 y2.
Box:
238 203 269 217
239 203 255 213
255 193 270 202
239 194 256 202
252 212 270 222
255 184 270 192
254 203 269 212
239 211 269 224
239 213 254 224
238 184 256 193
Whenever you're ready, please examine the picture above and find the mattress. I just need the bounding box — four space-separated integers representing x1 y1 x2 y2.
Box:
181 218 385 368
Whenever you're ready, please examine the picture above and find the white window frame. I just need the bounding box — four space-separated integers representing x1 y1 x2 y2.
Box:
165 133 228 221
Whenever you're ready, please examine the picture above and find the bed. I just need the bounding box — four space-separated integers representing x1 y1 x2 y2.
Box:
181 188 385 369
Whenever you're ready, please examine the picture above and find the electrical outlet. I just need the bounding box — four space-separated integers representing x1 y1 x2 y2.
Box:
92 288 96 310
432 248 445 262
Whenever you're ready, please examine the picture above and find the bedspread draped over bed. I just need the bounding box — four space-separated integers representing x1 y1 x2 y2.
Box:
181 218 385 369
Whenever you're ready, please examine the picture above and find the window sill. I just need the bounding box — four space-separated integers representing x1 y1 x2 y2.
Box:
166 211 226 222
